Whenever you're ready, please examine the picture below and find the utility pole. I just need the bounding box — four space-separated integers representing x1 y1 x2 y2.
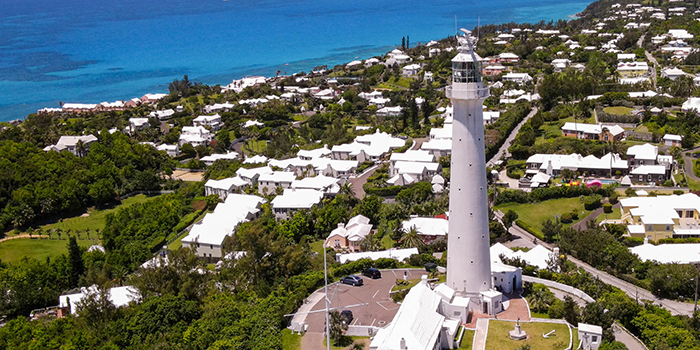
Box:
324 245 331 350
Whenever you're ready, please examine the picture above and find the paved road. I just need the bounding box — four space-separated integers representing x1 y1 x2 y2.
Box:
411 137 428 150
348 163 381 199
613 323 648 350
682 147 700 182
495 211 695 316
638 33 657 88
486 107 539 167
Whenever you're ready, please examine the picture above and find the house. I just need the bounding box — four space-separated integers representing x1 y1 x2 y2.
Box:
258 171 297 194
204 177 250 199
682 97 700 112
59 285 138 316
376 106 404 117
669 29 694 40
621 193 700 241
392 161 441 181
421 139 452 157
43 135 98 156
181 194 266 259
128 118 150 133
482 65 506 76
179 126 212 147
663 134 683 147
429 124 452 140
551 58 571 71
617 61 649 79
630 242 700 264
243 155 269 164
148 109 175 120
617 53 636 62
62 103 97 113
331 130 405 161
561 122 625 141
424 71 434 82
236 166 273 183
496 52 519 63
291 175 340 193
525 153 628 177
578 324 603 350
337 248 419 264
502 72 533 84
200 152 240 166
387 173 418 186
626 143 673 183
483 111 501 125
661 67 686 80
193 114 222 131
324 215 373 251
297 146 331 160
402 64 421 76
140 93 168 103
389 150 436 175
224 76 267 93
401 216 448 243
157 144 179 157
204 102 235 113
270 188 324 219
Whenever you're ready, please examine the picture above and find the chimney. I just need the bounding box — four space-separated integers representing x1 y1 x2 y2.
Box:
400 338 407 350
338 223 345 229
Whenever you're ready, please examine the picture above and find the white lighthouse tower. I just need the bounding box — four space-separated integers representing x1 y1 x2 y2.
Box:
445 29 493 297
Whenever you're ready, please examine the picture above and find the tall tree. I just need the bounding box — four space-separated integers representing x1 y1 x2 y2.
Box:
68 236 85 288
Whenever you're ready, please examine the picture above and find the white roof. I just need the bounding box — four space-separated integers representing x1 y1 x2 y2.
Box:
243 120 264 128
193 114 221 123
491 243 553 270
54 135 98 149
387 174 417 186
291 175 339 191
326 214 373 243
429 125 452 140
370 279 444 350
236 166 273 179
259 171 297 183
338 247 419 264
182 194 265 245
631 243 700 264
243 155 269 164
149 109 175 119
297 146 331 159
617 61 648 71
561 122 624 136
579 323 603 334
627 143 658 160
630 165 667 175
62 103 97 110
390 150 435 163
394 161 439 176
622 194 700 227
205 176 249 191
402 217 448 236
201 152 239 163
664 134 682 141
271 188 324 210
421 139 452 151
60 285 138 315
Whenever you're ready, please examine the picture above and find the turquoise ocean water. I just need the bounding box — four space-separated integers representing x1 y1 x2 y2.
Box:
0 0 591 121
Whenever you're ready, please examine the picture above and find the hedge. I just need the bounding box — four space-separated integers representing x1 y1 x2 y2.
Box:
603 203 613 213
364 185 404 197
515 219 543 240
496 184 617 205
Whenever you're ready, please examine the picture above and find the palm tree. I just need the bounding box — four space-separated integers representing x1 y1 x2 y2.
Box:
527 288 551 313
339 183 355 198
76 140 87 158
400 226 425 248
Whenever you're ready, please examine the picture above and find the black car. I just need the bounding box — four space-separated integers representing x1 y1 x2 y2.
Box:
340 275 364 286
340 310 354 325
362 268 382 279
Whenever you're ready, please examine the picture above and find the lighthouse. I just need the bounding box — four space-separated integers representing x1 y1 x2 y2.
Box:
445 29 493 297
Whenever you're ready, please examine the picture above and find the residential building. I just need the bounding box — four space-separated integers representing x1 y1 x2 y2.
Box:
401 216 448 243
421 139 452 157
502 72 533 84
140 93 167 103
179 126 212 147
578 324 604 350
663 134 683 147
291 174 340 193
621 193 700 241
617 61 649 79
157 144 179 157
270 188 324 219
324 215 373 251
60 286 138 316
200 152 240 166
482 65 506 76
525 153 628 177
389 150 436 175
181 194 266 259
236 166 273 183
495 52 519 63
561 122 625 141
193 114 222 131
392 161 441 181
402 64 421 76
204 177 250 199
483 111 501 125
258 171 296 194
661 67 686 80
43 135 98 156
626 143 673 183
148 109 175 120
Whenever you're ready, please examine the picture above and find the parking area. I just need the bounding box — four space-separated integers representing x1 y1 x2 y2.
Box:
304 268 427 332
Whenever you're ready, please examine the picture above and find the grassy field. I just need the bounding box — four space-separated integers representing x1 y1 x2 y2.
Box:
281 329 302 350
496 198 588 236
0 238 94 264
244 139 267 155
560 116 596 124
539 122 563 139
37 194 157 234
604 106 633 115
485 320 570 350
459 329 475 349
531 311 550 319
596 208 622 224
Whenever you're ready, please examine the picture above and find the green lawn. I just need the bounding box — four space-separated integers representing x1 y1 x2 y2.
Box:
596 208 621 224
39 194 157 234
381 234 394 250
539 122 563 139
244 139 268 155
459 329 475 350
560 115 596 124
496 198 588 236
531 311 550 319
485 320 570 350
0 238 94 264
282 329 302 350
603 106 633 116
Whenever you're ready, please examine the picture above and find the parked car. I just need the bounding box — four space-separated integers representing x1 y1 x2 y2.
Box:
362 268 382 279
340 275 364 286
340 310 354 325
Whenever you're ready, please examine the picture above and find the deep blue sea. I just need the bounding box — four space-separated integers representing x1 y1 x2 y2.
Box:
0 0 591 121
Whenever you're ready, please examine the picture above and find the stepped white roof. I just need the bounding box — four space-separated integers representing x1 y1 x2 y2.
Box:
259 171 297 183
401 217 448 237
271 188 324 210
182 194 265 246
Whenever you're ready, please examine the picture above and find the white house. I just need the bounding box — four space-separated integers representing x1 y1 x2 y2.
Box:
402 64 421 76
258 171 297 194
193 114 222 131
43 135 98 156
389 150 436 175
271 188 324 219
128 118 150 133
179 126 212 147
181 194 266 259
401 216 448 243
157 144 179 157
661 67 686 80
204 177 250 199
421 139 452 157
663 134 683 147
502 72 533 84
200 152 240 166
149 109 175 120
60 285 138 315
324 215 373 251
236 166 273 183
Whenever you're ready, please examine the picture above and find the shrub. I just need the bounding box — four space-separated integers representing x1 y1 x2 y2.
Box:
560 213 573 224
515 220 543 239
674 190 685 195
663 180 674 187
608 193 619 205
570 210 579 220
583 195 602 211
603 203 613 213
